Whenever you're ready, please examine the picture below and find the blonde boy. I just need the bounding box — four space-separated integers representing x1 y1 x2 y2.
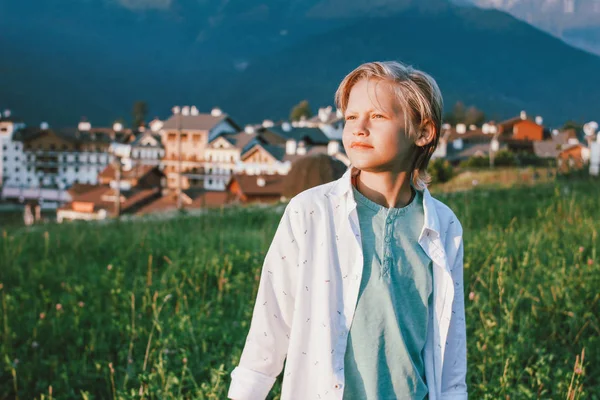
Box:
228 61 468 400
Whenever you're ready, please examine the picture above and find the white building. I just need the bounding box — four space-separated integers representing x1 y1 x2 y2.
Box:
0 110 27 186
5 121 127 198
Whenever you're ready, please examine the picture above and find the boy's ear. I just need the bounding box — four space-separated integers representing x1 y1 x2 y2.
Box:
415 120 436 147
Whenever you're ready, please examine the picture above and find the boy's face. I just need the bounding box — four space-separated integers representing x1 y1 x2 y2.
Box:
342 78 417 174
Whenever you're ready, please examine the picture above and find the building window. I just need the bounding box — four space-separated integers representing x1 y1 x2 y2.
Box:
75 167 79 173
15 167 19 173
15 156 19 162
2 145 6 151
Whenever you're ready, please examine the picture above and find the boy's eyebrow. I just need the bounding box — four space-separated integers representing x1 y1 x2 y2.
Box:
344 108 386 115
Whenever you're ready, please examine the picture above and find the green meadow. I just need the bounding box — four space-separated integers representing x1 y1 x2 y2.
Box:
1 176 599 399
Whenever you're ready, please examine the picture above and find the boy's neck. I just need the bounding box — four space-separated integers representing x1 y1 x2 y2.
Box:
354 169 414 209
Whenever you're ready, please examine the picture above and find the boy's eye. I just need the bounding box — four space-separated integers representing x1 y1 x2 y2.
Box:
345 115 356 121
372 114 384 119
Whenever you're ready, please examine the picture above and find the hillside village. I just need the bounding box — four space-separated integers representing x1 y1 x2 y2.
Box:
0 106 599 223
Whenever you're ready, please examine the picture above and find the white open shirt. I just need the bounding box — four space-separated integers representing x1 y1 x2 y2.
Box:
228 167 468 400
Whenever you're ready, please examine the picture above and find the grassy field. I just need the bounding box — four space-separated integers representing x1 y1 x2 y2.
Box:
1 176 599 399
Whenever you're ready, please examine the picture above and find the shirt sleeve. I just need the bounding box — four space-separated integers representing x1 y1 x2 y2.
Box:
441 220 468 400
228 201 300 400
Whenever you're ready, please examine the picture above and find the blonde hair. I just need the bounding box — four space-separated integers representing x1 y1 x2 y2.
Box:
335 61 443 190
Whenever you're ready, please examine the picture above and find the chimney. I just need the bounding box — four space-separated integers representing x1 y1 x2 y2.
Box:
78 118 91 131
297 141 307 155
520 110 527 120
211 107 223 117
244 125 255 134
286 139 297 155
113 122 123 132
282 122 292 132
535 116 543 125
3 109 11 118
40 122 49 130
257 177 266 187
182 106 190 116
482 123 490 134
262 119 274 128
191 106 199 116
456 124 466 134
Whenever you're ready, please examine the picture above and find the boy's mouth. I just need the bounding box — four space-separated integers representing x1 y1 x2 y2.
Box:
350 141 374 149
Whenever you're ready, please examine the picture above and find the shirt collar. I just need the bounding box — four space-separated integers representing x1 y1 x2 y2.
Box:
328 166 441 238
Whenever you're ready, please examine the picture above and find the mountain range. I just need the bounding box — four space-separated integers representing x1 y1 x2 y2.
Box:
461 0 600 55
1 0 599 128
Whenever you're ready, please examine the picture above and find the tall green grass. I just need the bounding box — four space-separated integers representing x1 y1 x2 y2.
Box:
1 180 599 399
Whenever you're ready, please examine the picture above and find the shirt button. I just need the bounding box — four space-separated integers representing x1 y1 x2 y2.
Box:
385 236 391 243
335 383 343 389
386 217 392 225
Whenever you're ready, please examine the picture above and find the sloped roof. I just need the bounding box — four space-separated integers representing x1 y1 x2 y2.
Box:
98 164 162 181
269 126 330 145
533 140 565 158
64 185 160 214
229 174 284 196
162 113 241 132
13 127 130 145
130 132 163 148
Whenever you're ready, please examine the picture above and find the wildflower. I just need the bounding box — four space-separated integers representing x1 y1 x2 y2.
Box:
469 292 475 301
78 301 85 308
482 343 487 351
575 366 583 375
32 341 39 349
588 259 594 266
579 247 584 253
183 357 188 364
472 179 479 186
39 312 46 320
55 304 62 311
107 264 113 271
0 283 3 290
60 282 66 288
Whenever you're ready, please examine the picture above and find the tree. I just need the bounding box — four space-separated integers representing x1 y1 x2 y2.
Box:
443 101 485 126
464 106 486 126
562 120 583 133
132 101 148 129
290 100 313 122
